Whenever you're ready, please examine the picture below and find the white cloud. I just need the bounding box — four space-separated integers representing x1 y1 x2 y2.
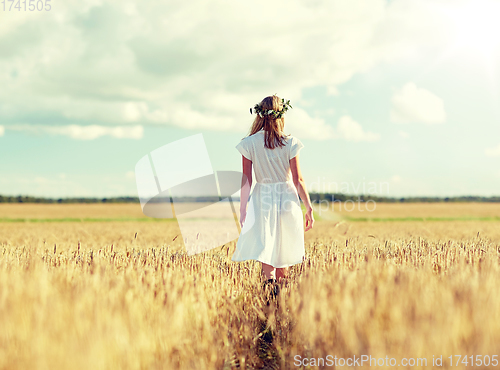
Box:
285 108 336 140
336 115 380 142
6 124 144 140
326 86 341 96
283 111 379 142
34 176 50 184
125 171 135 179
0 172 134 198
390 82 447 124
485 144 500 157
391 175 402 183
0 0 454 137
398 130 410 138
0 125 4 136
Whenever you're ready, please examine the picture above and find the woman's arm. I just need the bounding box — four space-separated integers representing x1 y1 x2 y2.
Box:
239 155 252 227
290 153 314 231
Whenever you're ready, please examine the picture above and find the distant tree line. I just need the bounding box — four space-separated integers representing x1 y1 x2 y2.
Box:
1 193 499 203
0 195 140 203
308 193 500 203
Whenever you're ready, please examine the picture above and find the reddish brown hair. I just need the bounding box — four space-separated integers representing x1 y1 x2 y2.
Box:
246 95 290 149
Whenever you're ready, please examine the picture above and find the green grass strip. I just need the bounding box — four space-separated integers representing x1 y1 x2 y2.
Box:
0 217 177 223
342 216 500 222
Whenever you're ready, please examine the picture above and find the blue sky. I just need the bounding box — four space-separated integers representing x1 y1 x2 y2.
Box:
0 0 499 198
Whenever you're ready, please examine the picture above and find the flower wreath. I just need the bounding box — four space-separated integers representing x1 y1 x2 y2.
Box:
250 96 293 119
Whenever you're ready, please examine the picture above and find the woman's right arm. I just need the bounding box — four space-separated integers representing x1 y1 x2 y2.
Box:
239 155 253 227
290 153 314 231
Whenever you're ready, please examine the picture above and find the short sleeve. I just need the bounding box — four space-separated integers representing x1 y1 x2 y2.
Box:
290 136 304 159
236 139 251 160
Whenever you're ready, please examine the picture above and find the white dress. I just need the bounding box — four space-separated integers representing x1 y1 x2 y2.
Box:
231 129 305 268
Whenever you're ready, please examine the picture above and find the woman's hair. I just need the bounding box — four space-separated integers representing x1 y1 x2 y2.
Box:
247 95 290 149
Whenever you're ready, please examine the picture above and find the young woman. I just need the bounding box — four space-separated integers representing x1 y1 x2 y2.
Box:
231 95 314 295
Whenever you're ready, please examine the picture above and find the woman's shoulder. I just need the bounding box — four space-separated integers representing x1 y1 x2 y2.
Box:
237 133 260 150
243 130 267 141
284 133 301 143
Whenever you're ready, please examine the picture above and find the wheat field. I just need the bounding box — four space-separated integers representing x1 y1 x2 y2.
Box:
1 203 500 369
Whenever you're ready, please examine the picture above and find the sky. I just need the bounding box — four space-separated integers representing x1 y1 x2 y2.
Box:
0 0 499 198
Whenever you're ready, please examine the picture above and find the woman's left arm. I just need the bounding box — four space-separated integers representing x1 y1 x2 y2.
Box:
239 155 252 227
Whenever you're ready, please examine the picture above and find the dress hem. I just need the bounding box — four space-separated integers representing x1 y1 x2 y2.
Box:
231 256 304 269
